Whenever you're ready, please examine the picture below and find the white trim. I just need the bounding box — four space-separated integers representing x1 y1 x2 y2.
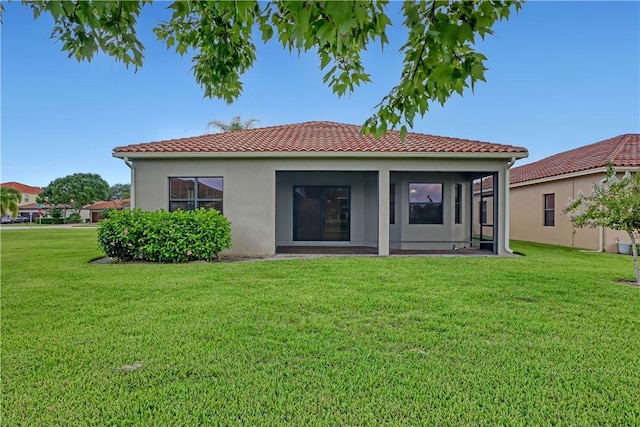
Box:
113 151 528 160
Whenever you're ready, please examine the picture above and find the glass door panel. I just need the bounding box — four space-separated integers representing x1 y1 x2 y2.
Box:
293 186 350 241
322 187 349 241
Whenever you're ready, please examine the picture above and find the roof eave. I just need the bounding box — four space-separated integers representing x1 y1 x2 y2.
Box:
510 165 639 187
113 151 528 160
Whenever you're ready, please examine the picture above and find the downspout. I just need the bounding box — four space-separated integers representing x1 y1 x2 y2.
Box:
123 157 135 209
504 157 517 254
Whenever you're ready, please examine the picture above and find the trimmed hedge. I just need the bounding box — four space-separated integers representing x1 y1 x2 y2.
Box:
39 218 65 225
97 209 231 263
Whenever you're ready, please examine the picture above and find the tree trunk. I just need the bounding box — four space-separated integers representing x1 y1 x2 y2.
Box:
628 231 640 285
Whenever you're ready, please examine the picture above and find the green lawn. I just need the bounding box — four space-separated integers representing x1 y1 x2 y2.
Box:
1 229 639 425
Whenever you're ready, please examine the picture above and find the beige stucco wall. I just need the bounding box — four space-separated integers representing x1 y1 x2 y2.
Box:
130 156 513 256
18 192 40 206
510 172 630 252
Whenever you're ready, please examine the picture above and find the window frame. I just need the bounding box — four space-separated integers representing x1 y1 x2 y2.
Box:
390 183 396 225
408 182 444 225
480 200 487 225
454 184 462 224
168 177 223 213
543 193 555 227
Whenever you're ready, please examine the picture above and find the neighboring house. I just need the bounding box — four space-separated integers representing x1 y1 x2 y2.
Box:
83 199 131 222
18 202 73 221
0 182 43 206
113 121 528 256
509 134 639 252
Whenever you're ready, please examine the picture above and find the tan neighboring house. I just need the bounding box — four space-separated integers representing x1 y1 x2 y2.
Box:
83 199 131 223
509 134 639 252
112 121 528 256
0 182 43 206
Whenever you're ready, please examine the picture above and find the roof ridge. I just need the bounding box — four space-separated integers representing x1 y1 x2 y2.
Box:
605 134 632 165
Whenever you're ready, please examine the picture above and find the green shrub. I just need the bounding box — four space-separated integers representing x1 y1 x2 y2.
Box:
49 208 63 219
66 212 82 223
97 209 231 263
39 218 65 224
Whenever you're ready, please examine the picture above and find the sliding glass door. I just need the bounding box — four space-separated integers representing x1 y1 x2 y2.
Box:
293 186 350 241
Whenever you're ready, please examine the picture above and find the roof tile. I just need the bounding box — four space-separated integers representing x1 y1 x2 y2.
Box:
511 134 640 184
114 121 528 156
0 182 43 194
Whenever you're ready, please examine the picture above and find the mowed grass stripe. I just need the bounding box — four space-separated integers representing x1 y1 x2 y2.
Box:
1 229 639 425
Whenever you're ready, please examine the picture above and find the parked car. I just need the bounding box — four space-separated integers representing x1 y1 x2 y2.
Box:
1 215 28 224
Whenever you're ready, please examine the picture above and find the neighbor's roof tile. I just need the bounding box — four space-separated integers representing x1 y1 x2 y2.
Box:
113 121 528 155
511 134 640 184
0 182 43 194
83 199 131 210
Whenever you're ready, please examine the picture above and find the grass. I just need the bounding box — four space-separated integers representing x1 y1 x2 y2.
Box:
1 229 639 425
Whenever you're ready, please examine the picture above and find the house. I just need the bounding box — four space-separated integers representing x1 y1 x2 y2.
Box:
0 182 43 206
509 134 639 252
112 121 528 256
18 202 73 222
83 199 131 223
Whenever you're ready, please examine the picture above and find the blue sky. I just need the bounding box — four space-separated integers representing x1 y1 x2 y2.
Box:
2 1 639 188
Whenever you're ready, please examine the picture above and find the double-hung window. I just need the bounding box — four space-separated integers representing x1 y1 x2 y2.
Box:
544 193 555 226
454 184 462 224
169 177 223 213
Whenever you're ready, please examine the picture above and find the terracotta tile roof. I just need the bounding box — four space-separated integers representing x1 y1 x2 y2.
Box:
511 134 640 184
84 199 131 210
19 203 71 210
0 182 43 194
113 121 528 156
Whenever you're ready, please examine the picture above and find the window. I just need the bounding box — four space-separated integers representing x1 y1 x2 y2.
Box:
454 184 462 224
169 177 223 213
409 183 443 224
544 193 555 226
23 195 29 203
390 183 395 225
480 200 487 224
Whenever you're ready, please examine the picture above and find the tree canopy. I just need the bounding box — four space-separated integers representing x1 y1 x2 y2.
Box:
38 173 110 214
208 116 260 133
6 0 522 137
109 183 131 200
565 167 640 285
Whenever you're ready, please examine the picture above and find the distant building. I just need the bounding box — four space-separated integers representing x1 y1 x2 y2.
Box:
510 134 639 252
83 199 131 223
0 182 43 206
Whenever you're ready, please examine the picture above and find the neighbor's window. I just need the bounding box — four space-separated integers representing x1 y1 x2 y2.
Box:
169 177 223 213
544 193 555 226
390 183 395 225
409 183 443 224
454 184 462 224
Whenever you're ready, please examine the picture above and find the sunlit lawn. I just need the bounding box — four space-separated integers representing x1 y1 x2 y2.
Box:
1 229 639 425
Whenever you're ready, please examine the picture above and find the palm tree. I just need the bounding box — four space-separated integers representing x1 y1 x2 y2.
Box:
208 116 259 132
1 187 22 218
